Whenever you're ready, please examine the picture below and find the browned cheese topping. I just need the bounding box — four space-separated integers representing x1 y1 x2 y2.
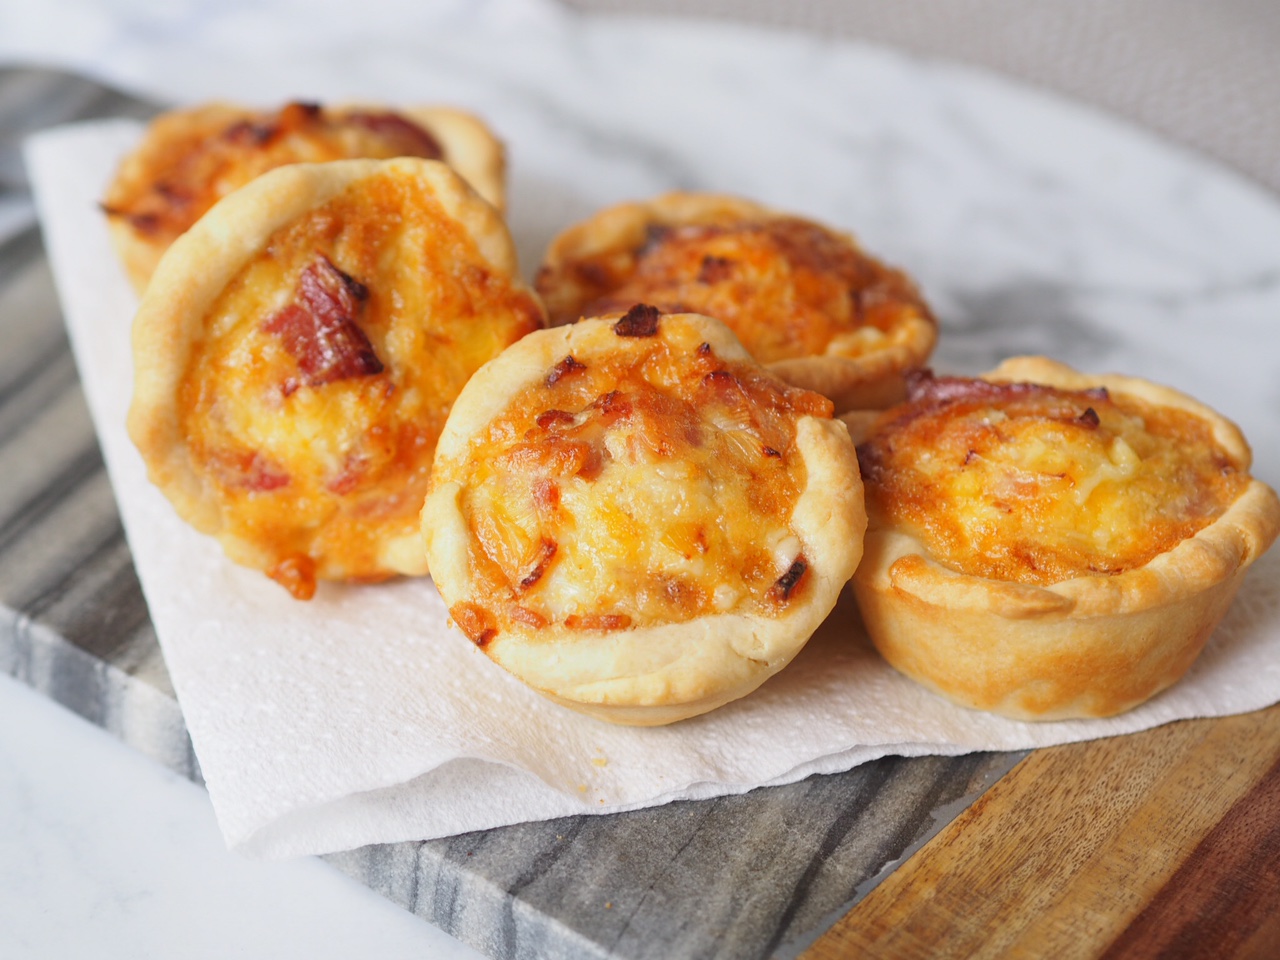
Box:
440 308 834 644
178 169 542 598
856 372 1250 585
537 217 931 364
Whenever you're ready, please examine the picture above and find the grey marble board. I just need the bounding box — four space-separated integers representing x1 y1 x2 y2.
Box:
0 67 1022 959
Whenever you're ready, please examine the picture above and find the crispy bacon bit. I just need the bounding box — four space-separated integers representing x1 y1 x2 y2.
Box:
535 409 576 430
211 449 290 491
905 369 1109 408
451 602 498 647
268 555 317 601
696 342 713 357
768 556 808 604
518 538 558 591
639 223 672 255
546 355 587 387
509 605 549 629
1078 407 1101 428
225 101 321 146
532 478 561 513
223 119 277 145
326 453 367 495
344 111 443 158
98 204 162 234
762 445 782 458
592 390 633 425
263 257 383 390
698 255 734 284
564 613 633 631
613 303 661 338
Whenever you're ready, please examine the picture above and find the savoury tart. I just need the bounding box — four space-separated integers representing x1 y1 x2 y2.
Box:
848 356 1280 720
128 157 544 600
422 308 866 725
103 100 506 292
533 192 937 412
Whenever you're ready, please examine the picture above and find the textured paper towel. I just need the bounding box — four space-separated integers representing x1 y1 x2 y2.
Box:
23 9 1280 858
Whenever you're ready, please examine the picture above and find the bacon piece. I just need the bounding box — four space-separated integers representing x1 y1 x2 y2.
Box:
768 556 808 604
532 479 561 513
326 453 368 495
264 257 383 390
905 369 1108 408
546 355 587 387
518 538 558 591
209 449 290 491
508 605 549 629
697 255 734 284
591 390 633 426
1078 407 1101 428
535 409 576 431
451 602 498 647
564 613 632 631
225 101 321 147
613 303 661 337
343 111 443 159
223 118 277 146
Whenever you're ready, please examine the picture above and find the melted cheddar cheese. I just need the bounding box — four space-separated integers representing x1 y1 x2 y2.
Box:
857 373 1250 585
178 168 542 597
538 216 930 365
437 307 834 643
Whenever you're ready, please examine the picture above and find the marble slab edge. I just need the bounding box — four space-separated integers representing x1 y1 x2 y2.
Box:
0 66 1028 960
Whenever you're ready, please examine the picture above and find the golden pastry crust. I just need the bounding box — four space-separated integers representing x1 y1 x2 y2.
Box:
533 192 937 412
128 157 544 600
422 309 866 725
103 100 506 293
848 356 1280 720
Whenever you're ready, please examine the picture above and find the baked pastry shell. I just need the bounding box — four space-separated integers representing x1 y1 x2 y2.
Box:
104 101 506 294
127 156 529 584
848 356 1280 721
535 192 937 413
423 313 867 725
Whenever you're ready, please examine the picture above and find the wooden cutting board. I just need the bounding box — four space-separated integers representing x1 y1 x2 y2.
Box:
804 702 1280 958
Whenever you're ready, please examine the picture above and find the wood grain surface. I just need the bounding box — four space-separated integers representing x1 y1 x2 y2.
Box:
804 704 1280 959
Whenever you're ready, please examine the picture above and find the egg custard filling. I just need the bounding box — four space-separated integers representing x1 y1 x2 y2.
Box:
856 370 1250 586
558 216 928 364
422 310 866 724
439 306 834 641
129 159 543 599
847 357 1280 720
533 193 936 411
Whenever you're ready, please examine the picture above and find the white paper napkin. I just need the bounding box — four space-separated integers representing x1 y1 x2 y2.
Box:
20 3 1280 859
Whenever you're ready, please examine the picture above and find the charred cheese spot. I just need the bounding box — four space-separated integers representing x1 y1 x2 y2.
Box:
177 168 542 597
446 329 832 637
857 372 1250 585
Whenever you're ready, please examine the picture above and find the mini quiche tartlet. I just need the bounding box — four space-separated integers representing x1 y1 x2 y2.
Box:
128 157 544 600
103 100 506 292
848 357 1280 720
422 307 866 725
533 192 936 412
